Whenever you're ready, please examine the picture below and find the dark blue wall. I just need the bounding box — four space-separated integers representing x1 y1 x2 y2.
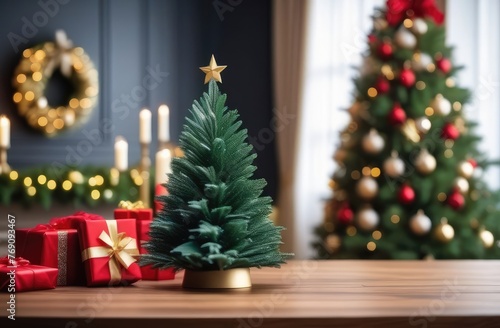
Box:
0 0 277 199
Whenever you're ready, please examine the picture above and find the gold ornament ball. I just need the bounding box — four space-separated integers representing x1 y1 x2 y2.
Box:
362 129 385 154
410 210 432 235
325 234 342 253
415 149 436 175
411 18 428 34
383 153 405 178
454 177 470 194
373 16 388 31
356 176 379 199
360 57 380 77
480 230 495 248
412 53 433 71
434 221 455 243
415 117 431 134
457 161 474 178
334 149 347 162
431 94 451 116
357 207 380 231
395 27 417 49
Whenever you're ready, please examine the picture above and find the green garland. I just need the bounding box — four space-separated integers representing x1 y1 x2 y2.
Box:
0 166 153 209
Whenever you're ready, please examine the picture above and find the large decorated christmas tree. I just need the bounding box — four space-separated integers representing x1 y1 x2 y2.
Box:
315 0 500 259
143 56 290 286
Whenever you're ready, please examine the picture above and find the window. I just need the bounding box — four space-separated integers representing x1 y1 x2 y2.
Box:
296 0 500 259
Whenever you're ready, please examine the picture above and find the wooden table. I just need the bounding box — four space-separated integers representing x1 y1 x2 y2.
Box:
2 260 499 327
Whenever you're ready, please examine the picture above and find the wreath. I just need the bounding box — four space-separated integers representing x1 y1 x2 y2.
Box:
12 30 98 137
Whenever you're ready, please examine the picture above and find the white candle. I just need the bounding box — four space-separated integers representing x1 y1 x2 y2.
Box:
114 136 128 172
155 149 172 185
0 116 10 148
139 108 152 143
158 104 170 142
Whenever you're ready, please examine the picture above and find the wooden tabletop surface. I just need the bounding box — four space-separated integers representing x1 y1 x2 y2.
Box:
2 260 500 327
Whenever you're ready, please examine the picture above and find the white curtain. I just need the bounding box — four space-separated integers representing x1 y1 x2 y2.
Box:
296 0 500 259
296 0 384 259
446 0 500 186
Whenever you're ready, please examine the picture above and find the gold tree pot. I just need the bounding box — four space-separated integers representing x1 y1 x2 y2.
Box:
182 268 252 289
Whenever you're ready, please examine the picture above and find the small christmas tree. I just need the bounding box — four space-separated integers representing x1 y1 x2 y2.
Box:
315 0 500 259
143 56 290 280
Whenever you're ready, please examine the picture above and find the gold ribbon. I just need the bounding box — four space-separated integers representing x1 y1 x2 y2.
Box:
81 220 139 284
44 30 74 78
118 200 145 209
401 118 421 143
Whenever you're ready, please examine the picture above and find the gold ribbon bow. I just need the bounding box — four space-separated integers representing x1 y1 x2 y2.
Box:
401 118 421 143
44 30 74 78
118 200 145 209
81 220 139 284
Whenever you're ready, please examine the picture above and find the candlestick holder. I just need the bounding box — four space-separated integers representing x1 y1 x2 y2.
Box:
158 140 184 157
139 142 151 208
158 140 169 152
0 146 11 175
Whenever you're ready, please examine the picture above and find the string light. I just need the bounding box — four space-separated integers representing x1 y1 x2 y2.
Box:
24 177 32 187
133 175 144 186
110 168 120 186
372 231 382 240
103 189 113 200
367 241 377 251
403 18 413 28
390 215 400 224
9 171 18 181
27 186 36 196
91 190 100 200
37 175 47 185
47 180 57 190
367 87 378 97
95 175 104 186
62 180 73 191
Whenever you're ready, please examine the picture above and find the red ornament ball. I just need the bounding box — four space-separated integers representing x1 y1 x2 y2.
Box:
337 203 354 224
375 76 390 94
398 184 415 204
368 34 377 45
441 123 460 140
378 42 393 60
448 190 465 210
467 158 478 168
436 57 452 74
400 68 416 87
389 103 407 125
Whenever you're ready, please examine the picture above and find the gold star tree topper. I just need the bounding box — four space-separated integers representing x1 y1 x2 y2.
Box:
200 55 227 84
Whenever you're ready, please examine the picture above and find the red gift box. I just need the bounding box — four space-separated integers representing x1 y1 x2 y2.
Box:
114 203 153 221
78 219 141 286
1 257 58 292
15 215 90 286
137 220 175 280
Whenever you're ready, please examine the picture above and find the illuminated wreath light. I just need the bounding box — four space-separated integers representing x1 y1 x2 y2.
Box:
12 30 98 137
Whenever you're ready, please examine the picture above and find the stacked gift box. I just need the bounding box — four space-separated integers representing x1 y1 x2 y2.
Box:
2 204 175 292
